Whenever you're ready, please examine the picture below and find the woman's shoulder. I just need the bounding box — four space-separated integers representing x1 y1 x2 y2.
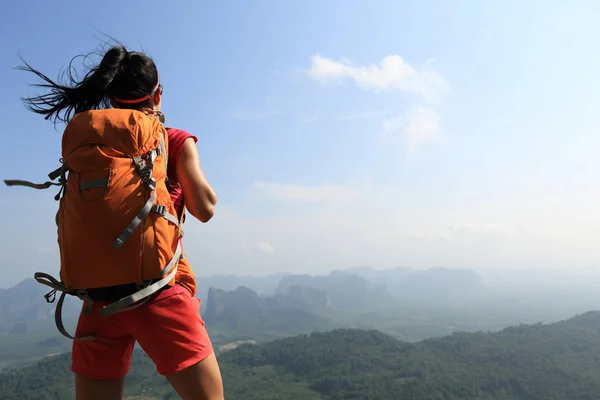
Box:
165 127 198 164
165 127 198 155
166 127 196 140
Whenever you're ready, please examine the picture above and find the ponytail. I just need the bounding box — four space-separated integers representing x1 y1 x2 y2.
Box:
17 45 158 125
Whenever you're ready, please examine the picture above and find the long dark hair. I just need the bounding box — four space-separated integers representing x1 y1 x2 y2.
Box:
17 44 159 124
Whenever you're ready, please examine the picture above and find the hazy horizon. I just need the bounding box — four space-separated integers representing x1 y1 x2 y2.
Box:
3 263 600 293
2 1 600 289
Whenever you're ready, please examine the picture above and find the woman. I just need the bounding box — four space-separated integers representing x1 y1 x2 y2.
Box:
18 44 225 400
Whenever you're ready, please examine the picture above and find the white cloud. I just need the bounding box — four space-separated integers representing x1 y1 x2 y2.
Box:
242 242 276 254
306 54 447 102
384 105 441 141
382 105 441 157
253 181 355 203
306 54 447 158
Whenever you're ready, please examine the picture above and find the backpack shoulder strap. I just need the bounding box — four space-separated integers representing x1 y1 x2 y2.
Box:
158 125 168 172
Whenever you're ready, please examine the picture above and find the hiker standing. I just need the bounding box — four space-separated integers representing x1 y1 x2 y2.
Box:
8 44 224 400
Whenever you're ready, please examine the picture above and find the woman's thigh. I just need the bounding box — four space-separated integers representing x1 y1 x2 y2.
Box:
75 374 125 400
130 284 224 398
166 351 224 400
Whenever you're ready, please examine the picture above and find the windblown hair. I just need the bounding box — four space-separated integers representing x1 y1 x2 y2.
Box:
17 44 159 124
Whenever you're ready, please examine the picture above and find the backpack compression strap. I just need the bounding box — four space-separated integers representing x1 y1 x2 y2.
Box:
113 141 179 249
98 240 182 316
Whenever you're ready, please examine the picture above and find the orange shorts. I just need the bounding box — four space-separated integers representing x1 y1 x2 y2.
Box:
71 283 213 380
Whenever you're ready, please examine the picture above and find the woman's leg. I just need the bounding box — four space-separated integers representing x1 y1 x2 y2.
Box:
132 285 224 400
75 374 126 400
165 351 224 400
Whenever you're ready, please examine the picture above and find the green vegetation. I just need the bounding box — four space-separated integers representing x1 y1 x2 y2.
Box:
0 330 71 370
2 311 600 399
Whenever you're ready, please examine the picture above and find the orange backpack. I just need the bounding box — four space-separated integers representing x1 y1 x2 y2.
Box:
4 108 184 340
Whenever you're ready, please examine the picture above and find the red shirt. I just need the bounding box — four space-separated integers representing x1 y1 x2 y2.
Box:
166 128 198 217
165 127 199 296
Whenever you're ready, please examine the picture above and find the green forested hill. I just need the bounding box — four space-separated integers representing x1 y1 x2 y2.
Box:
2 311 600 400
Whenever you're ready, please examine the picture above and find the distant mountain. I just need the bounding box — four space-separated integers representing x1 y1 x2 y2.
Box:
398 267 485 299
275 267 486 311
276 284 331 313
337 266 486 301
203 286 336 344
333 266 416 280
194 273 287 302
0 279 82 370
275 272 393 311
0 278 80 334
0 278 52 329
0 273 288 332
3 311 600 399
0 267 484 331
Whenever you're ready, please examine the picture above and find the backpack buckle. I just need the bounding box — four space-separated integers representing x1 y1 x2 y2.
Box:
133 157 157 190
153 204 167 216
44 289 57 303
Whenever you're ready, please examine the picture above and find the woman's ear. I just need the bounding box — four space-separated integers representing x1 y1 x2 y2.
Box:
152 88 162 108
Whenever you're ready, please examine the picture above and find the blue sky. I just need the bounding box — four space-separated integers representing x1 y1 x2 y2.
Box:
1 0 600 288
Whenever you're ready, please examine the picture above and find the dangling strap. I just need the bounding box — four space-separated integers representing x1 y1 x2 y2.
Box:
4 164 67 200
3 179 61 189
34 272 96 341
